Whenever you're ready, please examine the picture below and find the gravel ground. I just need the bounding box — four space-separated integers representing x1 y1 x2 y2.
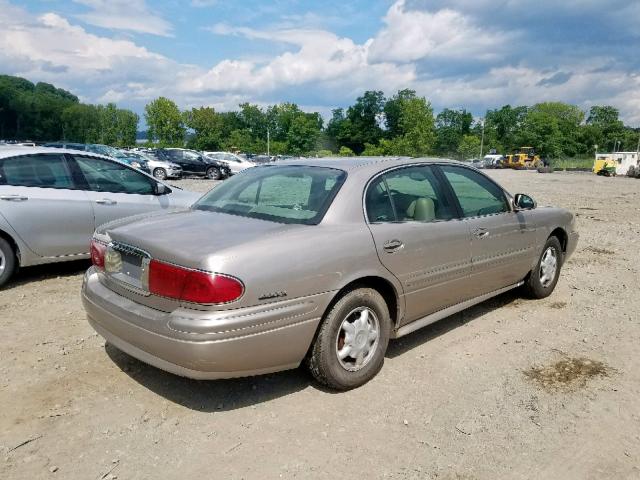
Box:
1 170 639 479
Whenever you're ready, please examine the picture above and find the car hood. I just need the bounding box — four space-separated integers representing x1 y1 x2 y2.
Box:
102 209 302 270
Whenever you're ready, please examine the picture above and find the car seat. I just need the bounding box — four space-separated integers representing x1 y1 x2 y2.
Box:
406 197 435 222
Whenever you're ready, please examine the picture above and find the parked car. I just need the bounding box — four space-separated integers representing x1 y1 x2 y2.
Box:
125 150 182 180
43 143 150 173
0 147 201 287
154 149 230 179
482 155 504 169
202 151 255 175
82 157 578 390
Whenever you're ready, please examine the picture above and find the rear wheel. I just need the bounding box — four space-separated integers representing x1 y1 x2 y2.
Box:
206 167 221 180
307 288 391 390
522 236 562 299
153 168 167 180
0 237 17 288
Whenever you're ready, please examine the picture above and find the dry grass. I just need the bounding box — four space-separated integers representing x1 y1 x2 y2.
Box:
524 357 612 392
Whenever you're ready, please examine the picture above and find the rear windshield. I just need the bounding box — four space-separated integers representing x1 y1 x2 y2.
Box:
194 165 346 225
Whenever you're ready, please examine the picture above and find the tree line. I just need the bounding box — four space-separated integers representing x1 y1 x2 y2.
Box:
0 75 138 146
2 74 638 158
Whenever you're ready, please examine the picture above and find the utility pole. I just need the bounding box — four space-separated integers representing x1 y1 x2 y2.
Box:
267 127 270 157
479 118 485 158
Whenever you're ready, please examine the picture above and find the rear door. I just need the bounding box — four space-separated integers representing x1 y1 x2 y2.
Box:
181 150 206 174
438 165 537 296
0 153 94 257
365 164 473 325
70 155 172 229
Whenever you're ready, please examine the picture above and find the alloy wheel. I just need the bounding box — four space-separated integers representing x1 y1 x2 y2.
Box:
335 307 380 372
539 246 558 288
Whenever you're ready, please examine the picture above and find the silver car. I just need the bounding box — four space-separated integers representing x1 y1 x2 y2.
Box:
0 147 200 286
202 151 256 175
82 157 578 390
126 150 183 180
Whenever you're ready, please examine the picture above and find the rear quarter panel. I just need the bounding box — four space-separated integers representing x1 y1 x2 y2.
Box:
195 223 405 317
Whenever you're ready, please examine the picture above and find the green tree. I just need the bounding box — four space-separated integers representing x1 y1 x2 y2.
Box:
435 108 473 155
115 109 139 147
342 91 386 154
457 134 482 160
144 97 185 147
184 107 223 150
338 146 355 156
518 102 584 157
61 103 100 143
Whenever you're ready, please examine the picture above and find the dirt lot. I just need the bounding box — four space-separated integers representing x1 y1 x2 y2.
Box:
1 169 639 479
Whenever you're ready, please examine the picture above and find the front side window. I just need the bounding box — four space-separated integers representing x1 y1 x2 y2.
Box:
0 154 73 189
365 165 455 223
439 165 509 217
182 151 201 161
74 156 154 195
195 165 346 225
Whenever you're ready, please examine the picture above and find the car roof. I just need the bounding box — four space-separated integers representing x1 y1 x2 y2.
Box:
275 156 464 173
0 145 115 161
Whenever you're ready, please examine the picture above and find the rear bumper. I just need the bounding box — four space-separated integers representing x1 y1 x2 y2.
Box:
82 268 329 379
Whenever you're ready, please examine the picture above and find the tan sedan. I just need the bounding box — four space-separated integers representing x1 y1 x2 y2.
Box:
82 157 578 390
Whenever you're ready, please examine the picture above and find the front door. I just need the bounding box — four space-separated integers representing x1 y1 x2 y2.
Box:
70 155 170 229
0 153 94 257
438 165 538 296
365 165 473 325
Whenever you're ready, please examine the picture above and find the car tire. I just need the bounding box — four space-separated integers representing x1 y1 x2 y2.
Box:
522 236 563 299
206 167 221 180
307 288 391 391
0 237 17 288
153 168 167 180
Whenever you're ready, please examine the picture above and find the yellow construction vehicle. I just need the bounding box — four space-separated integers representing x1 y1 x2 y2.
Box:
592 157 617 176
503 147 543 169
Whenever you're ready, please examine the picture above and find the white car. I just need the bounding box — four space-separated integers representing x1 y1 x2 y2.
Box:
0 147 201 286
203 152 255 175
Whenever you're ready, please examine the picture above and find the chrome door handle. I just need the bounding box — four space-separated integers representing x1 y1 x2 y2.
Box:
473 228 489 238
96 199 117 205
383 239 404 252
0 195 28 202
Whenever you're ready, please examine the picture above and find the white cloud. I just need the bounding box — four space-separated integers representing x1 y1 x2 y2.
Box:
369 1 514 63
72 0 172 36
188 26 415 97
1 0 639 126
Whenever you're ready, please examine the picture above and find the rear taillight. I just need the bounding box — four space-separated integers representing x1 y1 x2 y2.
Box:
90 240 107 270
148 259 243 304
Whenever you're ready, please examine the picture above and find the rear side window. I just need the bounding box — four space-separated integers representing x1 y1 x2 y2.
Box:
73 156 154 195
439 165 509 217
366 165 455 223
0 154 74 189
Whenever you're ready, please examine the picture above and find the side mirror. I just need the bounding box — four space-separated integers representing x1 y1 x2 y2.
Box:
153 182 169 196
514 193 536 210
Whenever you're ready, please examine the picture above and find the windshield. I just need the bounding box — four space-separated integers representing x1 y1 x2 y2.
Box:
194 165 346 225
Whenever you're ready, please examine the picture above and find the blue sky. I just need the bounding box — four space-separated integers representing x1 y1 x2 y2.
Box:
2 0 639 125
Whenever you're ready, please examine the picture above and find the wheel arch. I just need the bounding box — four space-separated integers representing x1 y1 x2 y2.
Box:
549 227 568 253
0 227 21 264
326 276 400 328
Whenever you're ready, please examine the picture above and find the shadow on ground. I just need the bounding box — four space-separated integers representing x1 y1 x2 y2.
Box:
4 259 89 291
105 289 524 411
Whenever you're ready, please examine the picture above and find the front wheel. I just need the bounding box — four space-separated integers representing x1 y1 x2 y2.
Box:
0 237 17 288
206 167 221 180
307 288 391 390
522 236 563 299
153 168 167 180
